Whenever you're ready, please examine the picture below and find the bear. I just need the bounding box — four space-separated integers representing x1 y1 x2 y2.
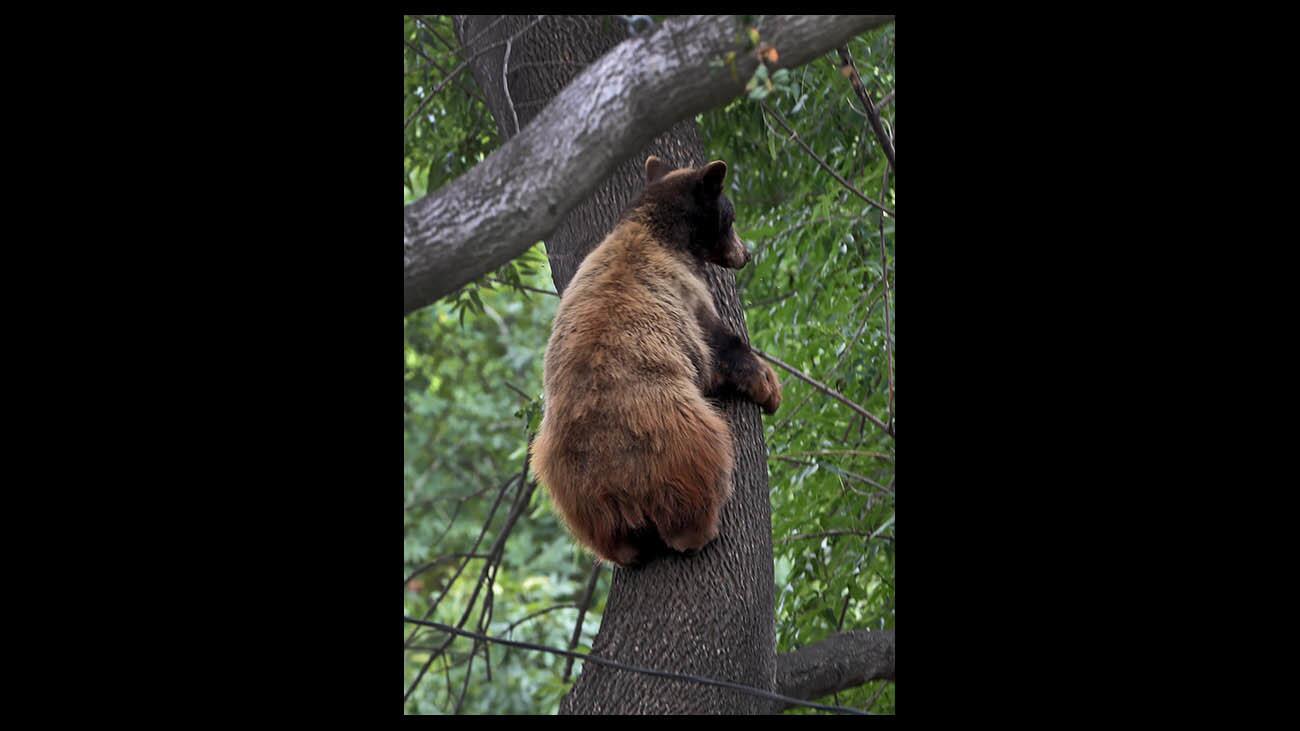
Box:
528 155 782 568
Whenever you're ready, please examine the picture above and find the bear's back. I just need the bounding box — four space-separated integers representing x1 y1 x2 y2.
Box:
543 221 715 407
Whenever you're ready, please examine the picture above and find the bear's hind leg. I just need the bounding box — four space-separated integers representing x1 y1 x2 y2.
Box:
653 500 721 554
590 531 643 568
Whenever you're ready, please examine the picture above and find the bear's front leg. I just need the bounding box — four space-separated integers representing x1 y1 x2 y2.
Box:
705 329 782 415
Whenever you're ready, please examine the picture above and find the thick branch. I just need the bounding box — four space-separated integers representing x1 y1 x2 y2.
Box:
772 629 895 711
404 14 895 315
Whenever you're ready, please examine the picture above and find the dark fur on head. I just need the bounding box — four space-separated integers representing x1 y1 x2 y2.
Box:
624 156 751 269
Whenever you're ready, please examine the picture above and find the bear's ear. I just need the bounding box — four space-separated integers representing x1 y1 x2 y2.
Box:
700 160 728 195
645 155 671 184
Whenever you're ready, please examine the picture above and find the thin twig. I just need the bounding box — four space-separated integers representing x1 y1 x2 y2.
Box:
771 284 885 431
878 152 893 429
405 434 537 702
502 36 520 135
865 678 893 710
502 381 533 404
484 276 557 297
404 471 520 649
405 553 490 587
424 498 464 554
878 88 894 109
505 603 577 637
418 21 492 106
738 215 856 289
777 529 875 545
414 16 467 60
407 15 545 132
756 350 892 438
773 456 892 494
404 38 438 70
563 560 603 682
836 47 894 172
495 603 580 666
453 638 476 713
404 90 439 131
760 100 894 218
745 290 797 309
775 449 892 462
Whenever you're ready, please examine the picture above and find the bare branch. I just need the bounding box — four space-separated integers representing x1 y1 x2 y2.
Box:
405 435 538 702
406 16 544 133
773 456 892 494
404 552 490 587
754 349 893 438
404 15 895 314
776 529 877 545
758 100 894 218
563 560 603 682
403 429 535 697
408 18 490 106
404 89 438 131
501 35 520 135
505 603 576 636
863 678 892 710
483 276 558 296
771 283 886 430
404 472 520 649
501 381 533 403
413 16 467 60
775 449 892 462
878 149 893 428
773 629 895 711
836 47 894 172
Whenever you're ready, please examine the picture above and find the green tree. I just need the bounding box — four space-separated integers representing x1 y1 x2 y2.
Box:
404 14 894 714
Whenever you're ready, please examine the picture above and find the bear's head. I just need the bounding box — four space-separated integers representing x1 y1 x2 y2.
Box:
635 156 752 269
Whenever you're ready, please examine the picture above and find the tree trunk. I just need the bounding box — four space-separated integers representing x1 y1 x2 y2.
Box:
457 15 776 714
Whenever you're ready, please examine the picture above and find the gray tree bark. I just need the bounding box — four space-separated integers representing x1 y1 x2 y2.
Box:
452 15 894 714
407 14 894 314
773 628 895 711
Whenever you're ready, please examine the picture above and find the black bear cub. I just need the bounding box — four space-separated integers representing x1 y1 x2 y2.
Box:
530 156 782 567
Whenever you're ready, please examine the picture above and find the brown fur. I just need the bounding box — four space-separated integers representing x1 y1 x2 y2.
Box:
530 158 781 567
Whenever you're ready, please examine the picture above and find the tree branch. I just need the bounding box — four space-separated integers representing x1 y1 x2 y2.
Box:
772 628 895 711
758 99 894 217
404 14 895 315
754 349 893 438
836 47 894 172
878 147 893 429
563 560 603 682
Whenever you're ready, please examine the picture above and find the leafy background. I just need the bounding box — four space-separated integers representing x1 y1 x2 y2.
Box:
404 15 894 714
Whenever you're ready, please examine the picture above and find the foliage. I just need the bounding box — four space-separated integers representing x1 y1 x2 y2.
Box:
702 24 895 715
404 15 894 715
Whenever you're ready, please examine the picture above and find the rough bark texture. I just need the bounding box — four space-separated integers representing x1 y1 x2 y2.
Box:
406 14 895 314
772 628 895 711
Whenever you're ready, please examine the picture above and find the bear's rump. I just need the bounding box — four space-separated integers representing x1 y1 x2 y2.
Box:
537 390 733 538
